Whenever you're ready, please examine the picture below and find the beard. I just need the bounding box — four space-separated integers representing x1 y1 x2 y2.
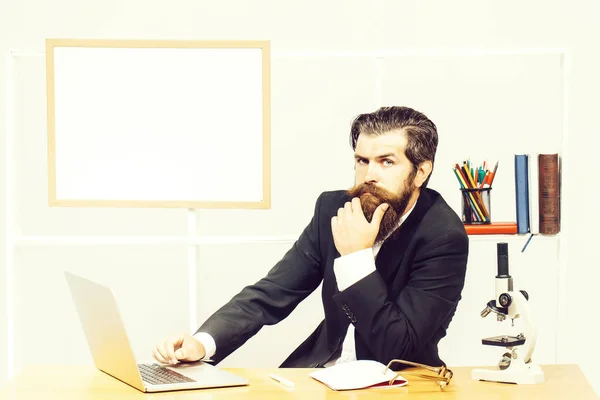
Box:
346 177 415 243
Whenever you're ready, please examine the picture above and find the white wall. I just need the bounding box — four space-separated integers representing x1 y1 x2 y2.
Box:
559 1 600 391
1 0 599 395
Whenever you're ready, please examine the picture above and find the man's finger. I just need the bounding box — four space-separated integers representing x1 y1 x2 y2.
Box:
331 216 339 235
164 338 180 363
175 348 186 360
153 346 168 364
152 347 162 363
351 197 363 216
337 207 344 219
370 203 390 227
344 201 352 215
157 342 169 361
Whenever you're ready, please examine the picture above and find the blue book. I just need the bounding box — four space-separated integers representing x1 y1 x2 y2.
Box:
514 154 530 234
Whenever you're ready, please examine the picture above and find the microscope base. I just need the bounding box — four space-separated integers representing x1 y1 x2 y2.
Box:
472 362 544 384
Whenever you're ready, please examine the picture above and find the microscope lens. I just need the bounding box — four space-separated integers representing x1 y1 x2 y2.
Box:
496 242 510 277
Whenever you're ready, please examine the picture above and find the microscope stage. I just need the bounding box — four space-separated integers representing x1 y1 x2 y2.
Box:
482 335 526 347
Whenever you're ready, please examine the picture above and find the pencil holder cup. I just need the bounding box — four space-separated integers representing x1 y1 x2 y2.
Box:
460 188 491 224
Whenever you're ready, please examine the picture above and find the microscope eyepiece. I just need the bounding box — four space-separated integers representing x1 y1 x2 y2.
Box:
496 242 510 278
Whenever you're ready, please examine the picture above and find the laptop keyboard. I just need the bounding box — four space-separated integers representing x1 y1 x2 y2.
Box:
138 363 196 385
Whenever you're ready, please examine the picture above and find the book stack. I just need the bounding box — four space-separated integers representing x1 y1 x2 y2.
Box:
514 153 561 235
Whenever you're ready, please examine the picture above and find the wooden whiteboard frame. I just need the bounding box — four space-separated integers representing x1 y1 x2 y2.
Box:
45 38 271 209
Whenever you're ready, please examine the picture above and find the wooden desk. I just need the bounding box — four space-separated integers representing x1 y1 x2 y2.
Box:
0 364 597 399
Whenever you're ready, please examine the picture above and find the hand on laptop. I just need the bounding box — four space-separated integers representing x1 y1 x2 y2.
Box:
152 334 206 365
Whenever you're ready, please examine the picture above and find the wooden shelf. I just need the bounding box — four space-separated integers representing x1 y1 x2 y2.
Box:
467 233 560 242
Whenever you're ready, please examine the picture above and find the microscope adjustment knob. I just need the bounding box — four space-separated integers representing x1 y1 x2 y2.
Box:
520 290 529 300
480 306 492 318
499 293 512 308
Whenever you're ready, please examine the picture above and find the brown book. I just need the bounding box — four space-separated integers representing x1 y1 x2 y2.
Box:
538 154 560 234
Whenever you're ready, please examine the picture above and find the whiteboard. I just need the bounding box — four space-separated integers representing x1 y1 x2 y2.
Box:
46 39 270 208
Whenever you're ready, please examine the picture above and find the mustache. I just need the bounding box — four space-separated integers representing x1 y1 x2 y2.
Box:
345 182 408 242
346 183 403 212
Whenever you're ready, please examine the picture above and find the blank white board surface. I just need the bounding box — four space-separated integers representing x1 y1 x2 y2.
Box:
46 39 270 208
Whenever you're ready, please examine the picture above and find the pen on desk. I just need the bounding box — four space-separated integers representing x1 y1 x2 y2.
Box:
269 373 295 388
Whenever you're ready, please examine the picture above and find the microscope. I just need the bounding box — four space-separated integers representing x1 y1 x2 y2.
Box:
471 242 545 384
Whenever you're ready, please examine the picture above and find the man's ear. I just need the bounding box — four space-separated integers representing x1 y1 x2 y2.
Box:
414 161 433 188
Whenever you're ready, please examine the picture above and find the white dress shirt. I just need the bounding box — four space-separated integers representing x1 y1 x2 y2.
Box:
194 202 416 366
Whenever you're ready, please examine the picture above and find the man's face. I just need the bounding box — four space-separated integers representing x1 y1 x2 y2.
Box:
346 130 418 242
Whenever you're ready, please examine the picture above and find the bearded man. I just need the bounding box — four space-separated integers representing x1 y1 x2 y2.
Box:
153 106 469 369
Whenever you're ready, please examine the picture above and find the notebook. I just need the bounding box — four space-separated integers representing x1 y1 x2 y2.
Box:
309 360 408 390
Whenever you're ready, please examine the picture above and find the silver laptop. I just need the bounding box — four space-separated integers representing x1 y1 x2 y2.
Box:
64 271 249 393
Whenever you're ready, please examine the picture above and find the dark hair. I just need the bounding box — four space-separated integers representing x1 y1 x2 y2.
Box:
349 106 438 188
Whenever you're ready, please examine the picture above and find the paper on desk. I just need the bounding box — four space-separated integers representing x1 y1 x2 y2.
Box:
309 360 408 391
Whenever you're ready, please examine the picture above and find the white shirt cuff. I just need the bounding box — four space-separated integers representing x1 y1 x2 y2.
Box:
333 248 376 291
193 332 217 360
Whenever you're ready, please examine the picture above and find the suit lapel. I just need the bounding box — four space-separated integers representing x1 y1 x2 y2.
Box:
375 189 436 282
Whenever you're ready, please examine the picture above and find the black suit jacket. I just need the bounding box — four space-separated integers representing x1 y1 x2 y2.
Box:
196 188 469 368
